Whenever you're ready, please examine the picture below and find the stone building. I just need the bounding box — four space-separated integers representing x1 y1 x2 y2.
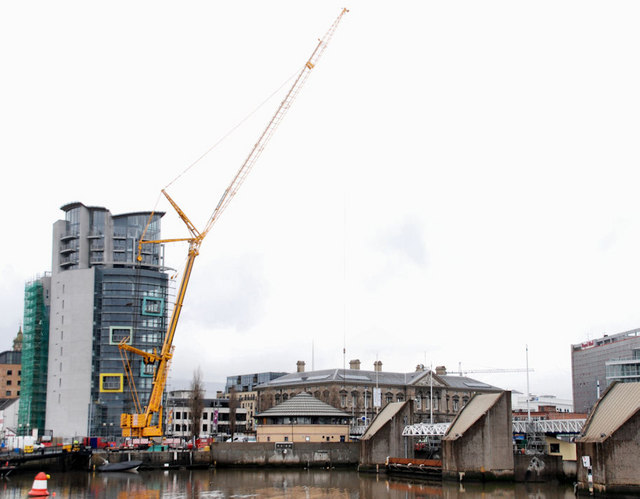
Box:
256 361 502 427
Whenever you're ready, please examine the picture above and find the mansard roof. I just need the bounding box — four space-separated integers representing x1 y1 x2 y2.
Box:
256 367 502 392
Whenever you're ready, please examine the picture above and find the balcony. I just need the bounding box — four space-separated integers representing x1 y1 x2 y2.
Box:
90 241 104 251
60 231 79 242
59 241 78 254
59 255 78 267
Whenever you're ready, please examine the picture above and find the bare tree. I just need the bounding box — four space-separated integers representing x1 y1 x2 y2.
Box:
189 367 205 442
228 385 238 441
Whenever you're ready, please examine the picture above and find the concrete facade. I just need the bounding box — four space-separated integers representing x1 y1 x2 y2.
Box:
576 382 640 495
359 401 413 469
211 441 359 467
46 268 95 437
442 391 514 481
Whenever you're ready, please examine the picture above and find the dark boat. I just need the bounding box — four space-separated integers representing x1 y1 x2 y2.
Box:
98 460 143 472
1 464 17 478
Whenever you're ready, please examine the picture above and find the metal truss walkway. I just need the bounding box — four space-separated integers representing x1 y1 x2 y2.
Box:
402 419 586 437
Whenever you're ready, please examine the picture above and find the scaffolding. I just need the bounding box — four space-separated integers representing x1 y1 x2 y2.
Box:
17 275 50 436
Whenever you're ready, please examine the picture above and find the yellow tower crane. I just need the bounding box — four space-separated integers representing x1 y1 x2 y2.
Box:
118 8 349 438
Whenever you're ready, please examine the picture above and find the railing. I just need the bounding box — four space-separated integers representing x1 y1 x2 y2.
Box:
403 418 586 437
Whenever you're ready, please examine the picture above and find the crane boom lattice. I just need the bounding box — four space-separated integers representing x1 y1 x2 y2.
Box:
119 9 348 439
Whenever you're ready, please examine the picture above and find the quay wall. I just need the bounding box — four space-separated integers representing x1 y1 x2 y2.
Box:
91 449 211 469
513 454 575 482
212 442 359 467
91 442 359 469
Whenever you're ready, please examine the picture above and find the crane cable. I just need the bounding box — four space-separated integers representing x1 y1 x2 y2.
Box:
163 65 304 191
137 65 304 252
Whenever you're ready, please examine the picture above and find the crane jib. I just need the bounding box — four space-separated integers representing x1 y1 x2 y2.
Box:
119 8 348 439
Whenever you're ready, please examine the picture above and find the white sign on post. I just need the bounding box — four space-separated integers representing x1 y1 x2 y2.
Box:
582 456 591 468
373 387 381 408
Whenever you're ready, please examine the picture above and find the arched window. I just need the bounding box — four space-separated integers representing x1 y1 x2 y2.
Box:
397 393 404 403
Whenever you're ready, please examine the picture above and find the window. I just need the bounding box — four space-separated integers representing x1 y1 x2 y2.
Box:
453 396 459 412
6 380 11 386
5 391 10 396
203 412 208 420
110 326 132 345
7 370 12 376
549 443 560 453
100 373 124 392
415 395 422 409
386 393 393 404
203 424 208 432
142 297 164 316
340 392 347 407
140 363 155 377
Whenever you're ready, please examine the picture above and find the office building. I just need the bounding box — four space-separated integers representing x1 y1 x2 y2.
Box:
166 390 248 439
225 371 287 393
45 202 169 438
571 328 640 413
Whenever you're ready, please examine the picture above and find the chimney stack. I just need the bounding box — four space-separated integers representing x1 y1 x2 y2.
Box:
297 360 305 373
373 360 383 372
349 359 361 370
435 365 447 375
415 364 425 372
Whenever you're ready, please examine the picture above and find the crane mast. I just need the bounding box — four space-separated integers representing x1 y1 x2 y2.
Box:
119 8 348 439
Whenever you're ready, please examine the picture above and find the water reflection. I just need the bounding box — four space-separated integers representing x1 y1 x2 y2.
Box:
0 468 575 498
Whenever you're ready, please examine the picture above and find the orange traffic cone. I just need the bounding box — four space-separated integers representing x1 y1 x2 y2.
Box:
28 472 50 496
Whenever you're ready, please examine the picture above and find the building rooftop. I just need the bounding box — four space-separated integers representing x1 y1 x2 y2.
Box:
0 350 21 365
572 328 640 351
579 382 640 443
257 392 350 418
257 367 502 392
361 402 406 440
443 392 503 441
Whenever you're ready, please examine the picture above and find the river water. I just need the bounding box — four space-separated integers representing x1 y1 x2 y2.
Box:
1 468 576 498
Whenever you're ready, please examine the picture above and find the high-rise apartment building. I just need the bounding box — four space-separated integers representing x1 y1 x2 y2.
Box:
571 328 640 413
18 276 51 436
45 202 169 438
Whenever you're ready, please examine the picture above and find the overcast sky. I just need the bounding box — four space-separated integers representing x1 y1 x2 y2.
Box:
2 1 640 401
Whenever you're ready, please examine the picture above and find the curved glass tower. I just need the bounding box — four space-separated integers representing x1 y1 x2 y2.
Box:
46 202 169 439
